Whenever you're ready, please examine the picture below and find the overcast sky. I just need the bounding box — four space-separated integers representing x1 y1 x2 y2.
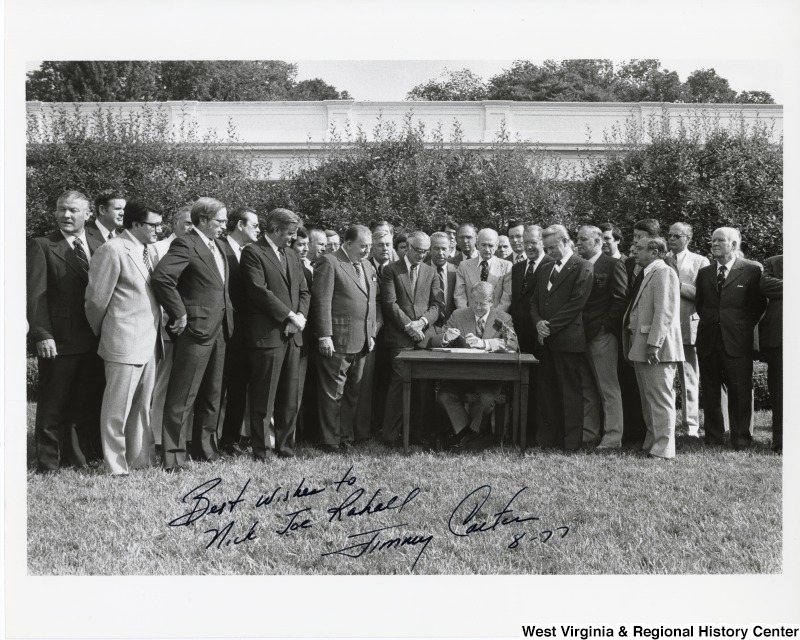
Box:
26 59 784 103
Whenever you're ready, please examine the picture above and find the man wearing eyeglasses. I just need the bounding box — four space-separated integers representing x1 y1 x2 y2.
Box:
151 197 234 471
85 201 164 475
380 231 443 446
666 222 710 438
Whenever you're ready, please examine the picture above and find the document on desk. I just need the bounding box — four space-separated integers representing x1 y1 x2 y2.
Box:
429 348 482 353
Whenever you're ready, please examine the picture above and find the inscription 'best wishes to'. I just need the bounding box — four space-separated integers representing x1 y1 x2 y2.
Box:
167 465 571 572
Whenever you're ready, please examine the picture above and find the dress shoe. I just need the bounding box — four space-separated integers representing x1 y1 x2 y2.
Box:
254 449 275 462
339 441 354 452
164 464 189 474
276 450 296 459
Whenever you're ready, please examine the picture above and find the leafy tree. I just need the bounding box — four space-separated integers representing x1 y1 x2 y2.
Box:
486 59 617 102
682 68 738 103
26 61 351 102
614 59 683 102
406 68 488 101
736 90 775 104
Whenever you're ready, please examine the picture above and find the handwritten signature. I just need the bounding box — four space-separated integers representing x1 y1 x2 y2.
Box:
166 469 570 570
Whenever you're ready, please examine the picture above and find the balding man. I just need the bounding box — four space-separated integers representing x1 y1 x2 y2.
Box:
576 225 628 448
449 223 478 266
530 225 594 451
430 281 518 449
667 221 710 438
454 228 512 313
312 225 378 452
381 231 443 445
696 227 766 450
354 226 394 441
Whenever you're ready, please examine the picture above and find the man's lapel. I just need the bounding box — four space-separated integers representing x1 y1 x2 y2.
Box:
190 230 223 285
51 233 89 283
632 264 658 310
122 235 153 288
722 258 746 289
337 249 367 295
548 254 577 295
260 240 290 286
397 259 413 300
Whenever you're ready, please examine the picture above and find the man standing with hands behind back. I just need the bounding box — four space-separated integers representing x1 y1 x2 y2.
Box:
151 197 234 471
312 225 377 452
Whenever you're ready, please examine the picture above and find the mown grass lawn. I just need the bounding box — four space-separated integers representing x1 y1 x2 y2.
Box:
26 403 781 575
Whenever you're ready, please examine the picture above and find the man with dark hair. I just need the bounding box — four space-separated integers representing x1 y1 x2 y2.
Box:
27 190 105 472
576 225 628 448
381 231 443 446
759 255 783 453
623 236 684 459
150 204 193 453
667 221 710 438
531 225 594 451
89 190 126 242
85 201 163 475
598 222 624 260
696 227 767 450
312 224 377 452
441 219 459 258
240 208 309 459
510 224 552 443
151 197 234 471
506 220 527 264
620 218 662 446
217 207 260 456
450 223 478 266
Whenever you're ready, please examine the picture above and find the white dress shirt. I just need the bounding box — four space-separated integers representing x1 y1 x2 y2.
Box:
61 230 91 261
94 219 117 242
227 235 244 263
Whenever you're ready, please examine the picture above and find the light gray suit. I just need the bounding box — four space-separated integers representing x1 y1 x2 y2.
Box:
85 231 162 474
623 259 684 459
454 256 512 313
671 249 710 435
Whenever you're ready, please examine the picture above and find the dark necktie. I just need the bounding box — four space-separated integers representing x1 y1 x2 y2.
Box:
547 260 562 292
717 265 727 291
410 263 418 294
480 260 489 282
143 246 153 274
623 268 646 330
476 316 485 339
353 262 366 290
72 238 89 274
629 267 645 301
524 259 536 289
437 266 445 295
278 247 289 278
377 262 383 279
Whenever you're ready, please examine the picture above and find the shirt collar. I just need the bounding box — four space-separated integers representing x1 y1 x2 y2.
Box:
95 219 116 240
404 255 417 271
557 248 573 265
719 256 736 272
264 234 283 256
475 310 491 324
60 229 86 245
227 235 244 255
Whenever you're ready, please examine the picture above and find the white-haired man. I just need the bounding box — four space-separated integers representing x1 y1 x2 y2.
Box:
454 228 512 313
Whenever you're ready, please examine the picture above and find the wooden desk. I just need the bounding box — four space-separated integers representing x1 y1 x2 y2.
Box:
395 350 538 454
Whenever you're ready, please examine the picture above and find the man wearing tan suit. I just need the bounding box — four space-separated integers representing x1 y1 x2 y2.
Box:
454 228 512 312
623 236 684 459
85 201 163 475
667 222 710 437
312 225 378 452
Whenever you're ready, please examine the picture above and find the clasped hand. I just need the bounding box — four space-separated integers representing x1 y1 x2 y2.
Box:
464 333 486 350
404 319 426 342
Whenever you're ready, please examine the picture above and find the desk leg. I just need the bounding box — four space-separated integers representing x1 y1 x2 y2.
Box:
402 364 411 454
520 368 529 454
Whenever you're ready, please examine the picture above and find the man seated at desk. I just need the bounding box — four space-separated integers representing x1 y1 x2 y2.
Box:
429 281 519 449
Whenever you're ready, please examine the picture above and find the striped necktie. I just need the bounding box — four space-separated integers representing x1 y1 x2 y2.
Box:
72 238 89 274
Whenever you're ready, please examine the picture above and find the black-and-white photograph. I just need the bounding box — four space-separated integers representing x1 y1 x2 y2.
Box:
5 1 799 638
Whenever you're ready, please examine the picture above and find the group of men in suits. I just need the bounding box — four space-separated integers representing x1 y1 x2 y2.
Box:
27 191 783 474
